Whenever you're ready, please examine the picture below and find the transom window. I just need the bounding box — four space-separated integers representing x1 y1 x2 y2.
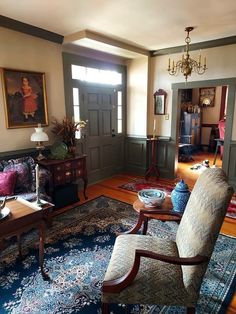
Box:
71 65 122 85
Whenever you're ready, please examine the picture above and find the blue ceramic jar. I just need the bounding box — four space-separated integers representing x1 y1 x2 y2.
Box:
171 179 191 213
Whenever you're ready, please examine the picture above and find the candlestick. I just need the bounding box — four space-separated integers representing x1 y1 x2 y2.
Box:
35 164 42 206
36 164 39 191
153 119 156 139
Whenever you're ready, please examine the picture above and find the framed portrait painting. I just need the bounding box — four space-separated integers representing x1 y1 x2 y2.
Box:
154 89 167 115
1 68 49 128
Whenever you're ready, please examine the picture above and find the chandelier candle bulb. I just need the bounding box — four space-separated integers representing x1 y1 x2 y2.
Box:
199 54 201 65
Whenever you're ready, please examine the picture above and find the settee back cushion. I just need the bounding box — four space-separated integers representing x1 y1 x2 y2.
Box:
0 156 36 193
176 168 233 294
0 171 17 196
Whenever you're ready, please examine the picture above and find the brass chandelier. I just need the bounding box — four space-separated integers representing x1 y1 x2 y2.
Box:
167 27 207 81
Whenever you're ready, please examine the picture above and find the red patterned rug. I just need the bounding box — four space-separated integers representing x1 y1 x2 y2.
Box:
119 178 236 219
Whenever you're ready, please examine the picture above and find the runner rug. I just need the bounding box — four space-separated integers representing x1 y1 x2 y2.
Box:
119 178 236 219
0 196 235 313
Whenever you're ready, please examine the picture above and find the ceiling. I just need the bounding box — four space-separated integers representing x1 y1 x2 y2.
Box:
1 0 236 54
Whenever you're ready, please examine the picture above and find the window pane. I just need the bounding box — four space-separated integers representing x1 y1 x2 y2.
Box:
118 91 122 106
87 67 100 83
75 130 81 139
72 64 122 85
118 106 122 119
73 106 80 122
73 88 79 107
71 65 86 80
118 120 122 133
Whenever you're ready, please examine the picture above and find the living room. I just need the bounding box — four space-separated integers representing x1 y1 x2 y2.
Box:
0 1 236 313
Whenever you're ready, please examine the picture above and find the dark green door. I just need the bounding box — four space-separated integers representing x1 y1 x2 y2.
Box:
80 85 124 183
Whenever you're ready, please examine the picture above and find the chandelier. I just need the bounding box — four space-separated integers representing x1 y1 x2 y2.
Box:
167 27 207 81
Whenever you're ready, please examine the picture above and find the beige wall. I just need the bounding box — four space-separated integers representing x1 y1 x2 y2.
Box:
0 27 66 153
150 44 236 139
126 56 148 137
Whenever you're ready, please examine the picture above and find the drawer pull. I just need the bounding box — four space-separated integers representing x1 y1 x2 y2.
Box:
56 166 61 171
65 171 71 176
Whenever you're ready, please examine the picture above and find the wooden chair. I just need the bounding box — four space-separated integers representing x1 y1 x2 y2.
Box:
101 168 233 313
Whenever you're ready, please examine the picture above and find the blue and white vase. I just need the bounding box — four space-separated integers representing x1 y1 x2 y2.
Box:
171 179 191 213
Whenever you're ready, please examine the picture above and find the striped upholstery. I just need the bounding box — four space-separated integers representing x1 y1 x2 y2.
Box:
102 168 234 307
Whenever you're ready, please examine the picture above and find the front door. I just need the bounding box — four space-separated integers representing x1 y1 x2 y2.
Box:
80 85 124 182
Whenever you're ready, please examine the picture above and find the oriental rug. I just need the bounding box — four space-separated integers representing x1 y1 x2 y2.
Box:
0 196 235 314
119 178 236 219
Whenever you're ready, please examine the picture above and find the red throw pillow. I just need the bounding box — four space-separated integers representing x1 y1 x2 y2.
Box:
0 171 17 196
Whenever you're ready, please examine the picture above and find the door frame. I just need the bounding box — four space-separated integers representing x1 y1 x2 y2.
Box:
171 78 236 176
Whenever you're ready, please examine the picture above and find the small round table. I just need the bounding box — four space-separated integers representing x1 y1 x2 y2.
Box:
123 197 181 235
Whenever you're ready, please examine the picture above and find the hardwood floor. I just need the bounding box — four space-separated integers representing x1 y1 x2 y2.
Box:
57 151 235 313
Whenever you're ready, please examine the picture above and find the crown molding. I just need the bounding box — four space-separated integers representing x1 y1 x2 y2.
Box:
0 15 64 44
151 35 236 56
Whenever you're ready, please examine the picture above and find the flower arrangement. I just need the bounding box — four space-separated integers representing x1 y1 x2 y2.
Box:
51 117 87 147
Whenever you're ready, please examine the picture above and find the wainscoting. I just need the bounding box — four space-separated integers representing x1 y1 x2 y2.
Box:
124 136 175 179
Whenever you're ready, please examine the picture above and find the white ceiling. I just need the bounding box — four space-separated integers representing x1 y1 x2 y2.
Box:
1 0 236 51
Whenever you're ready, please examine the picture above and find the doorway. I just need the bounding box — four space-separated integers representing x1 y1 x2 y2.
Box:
171 78 236 181
177 86 227 181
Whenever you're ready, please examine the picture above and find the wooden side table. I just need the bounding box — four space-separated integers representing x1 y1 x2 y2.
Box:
123 198 181 235
38 155 88 200
0 199 54 279
145 138 160 180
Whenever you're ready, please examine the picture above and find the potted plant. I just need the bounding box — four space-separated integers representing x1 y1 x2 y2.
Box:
51 117 87 156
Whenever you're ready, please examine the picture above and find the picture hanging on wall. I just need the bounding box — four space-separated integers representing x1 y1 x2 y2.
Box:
1 68 49 129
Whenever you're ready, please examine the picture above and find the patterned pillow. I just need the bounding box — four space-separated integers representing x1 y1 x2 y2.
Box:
3 162 30 193
0 171 17 196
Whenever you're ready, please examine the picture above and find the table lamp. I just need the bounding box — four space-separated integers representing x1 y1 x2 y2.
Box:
31 124 49 160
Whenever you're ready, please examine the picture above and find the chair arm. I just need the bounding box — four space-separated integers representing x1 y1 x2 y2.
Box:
102 249 208 293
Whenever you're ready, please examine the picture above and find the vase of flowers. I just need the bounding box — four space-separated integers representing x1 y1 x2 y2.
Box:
51 117 87 157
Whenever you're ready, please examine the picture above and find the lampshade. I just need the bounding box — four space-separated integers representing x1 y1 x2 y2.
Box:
31 124 49 142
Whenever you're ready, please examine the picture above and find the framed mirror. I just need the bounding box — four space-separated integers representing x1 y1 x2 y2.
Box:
154 89 167 115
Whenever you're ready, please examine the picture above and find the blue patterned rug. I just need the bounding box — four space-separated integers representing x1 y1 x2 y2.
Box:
0 196 235 314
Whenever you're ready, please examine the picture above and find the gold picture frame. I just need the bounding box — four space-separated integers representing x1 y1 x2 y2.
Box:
1 68 49 129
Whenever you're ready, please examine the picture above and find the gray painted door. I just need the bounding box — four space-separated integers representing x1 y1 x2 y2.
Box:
80 85 124 182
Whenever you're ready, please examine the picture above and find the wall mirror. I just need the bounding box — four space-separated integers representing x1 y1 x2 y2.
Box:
154 89 167 115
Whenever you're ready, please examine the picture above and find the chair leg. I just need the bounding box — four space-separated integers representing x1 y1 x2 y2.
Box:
102 302 109 314
187 307 195 314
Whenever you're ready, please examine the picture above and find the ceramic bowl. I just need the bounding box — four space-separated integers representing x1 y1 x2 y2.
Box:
138 189 166 207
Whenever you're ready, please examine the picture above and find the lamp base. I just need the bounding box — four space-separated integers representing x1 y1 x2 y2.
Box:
36 149 46 161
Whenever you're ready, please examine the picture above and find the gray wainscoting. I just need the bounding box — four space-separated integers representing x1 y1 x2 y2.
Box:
228 141 236 191
124 136 174 178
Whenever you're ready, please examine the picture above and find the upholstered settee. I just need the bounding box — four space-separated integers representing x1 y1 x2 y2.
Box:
0 156 50 202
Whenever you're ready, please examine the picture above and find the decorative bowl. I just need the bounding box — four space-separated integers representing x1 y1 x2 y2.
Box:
138 189 166 207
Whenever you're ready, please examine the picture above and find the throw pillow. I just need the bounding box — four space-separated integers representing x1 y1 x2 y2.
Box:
0 171 17 196
3 162 30 193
